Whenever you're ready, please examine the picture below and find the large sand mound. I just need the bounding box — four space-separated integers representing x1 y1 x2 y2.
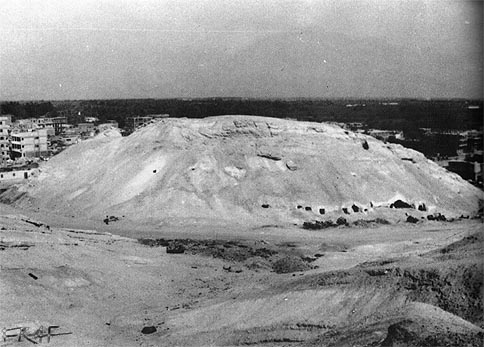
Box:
6 115 481 225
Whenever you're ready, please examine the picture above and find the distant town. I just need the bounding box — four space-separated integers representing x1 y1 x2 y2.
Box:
0 98 482 188
0 113 170 183
339 122 482 187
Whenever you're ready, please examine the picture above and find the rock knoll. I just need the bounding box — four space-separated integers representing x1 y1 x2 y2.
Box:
6 116 481 225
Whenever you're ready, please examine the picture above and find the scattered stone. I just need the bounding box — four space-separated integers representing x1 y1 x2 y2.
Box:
390 200 412 209
427 213 447 221
406 216 419 223
257 153 281 161
261 204 270 208
141 326 157 334
336 217 348 226
103 215 119 225
222 265 244 273
166 242 185 254
285 160 297 171
418 203 427 211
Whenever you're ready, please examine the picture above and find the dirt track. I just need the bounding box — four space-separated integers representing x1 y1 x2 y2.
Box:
1 204 482 346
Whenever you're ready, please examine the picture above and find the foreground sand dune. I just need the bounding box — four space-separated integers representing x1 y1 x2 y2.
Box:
0 212 482 346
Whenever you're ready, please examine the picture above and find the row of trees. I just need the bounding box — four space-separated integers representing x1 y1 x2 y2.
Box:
2 99 482 131
1 101 57 119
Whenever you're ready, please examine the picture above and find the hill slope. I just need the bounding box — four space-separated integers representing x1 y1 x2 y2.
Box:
6 116 482 226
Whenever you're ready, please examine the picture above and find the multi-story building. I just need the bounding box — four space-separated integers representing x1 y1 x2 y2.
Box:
0 115 12 164
77 123 95 135
59 133 80 146
36 116 67 135
126 116 154 132
10 129 49 160
84 116 99 123
126 114 169 132
14 118 55 136
458 130 483 157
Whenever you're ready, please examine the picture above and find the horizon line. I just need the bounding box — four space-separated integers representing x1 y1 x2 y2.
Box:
1 96 483 103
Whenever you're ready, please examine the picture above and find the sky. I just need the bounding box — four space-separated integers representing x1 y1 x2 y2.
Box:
0 0 482 100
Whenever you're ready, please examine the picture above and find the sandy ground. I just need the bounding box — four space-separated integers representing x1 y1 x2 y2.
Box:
1 203 482 346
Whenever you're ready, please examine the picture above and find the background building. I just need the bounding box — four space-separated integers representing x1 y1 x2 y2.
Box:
0 115 12 164
10 129 49 159
126 114 169 132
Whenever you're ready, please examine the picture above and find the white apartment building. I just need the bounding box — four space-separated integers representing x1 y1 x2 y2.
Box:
15 118 55 136
0 115 12 163
10 128 49 159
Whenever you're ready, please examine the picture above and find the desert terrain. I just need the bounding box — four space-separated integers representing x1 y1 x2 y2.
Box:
1 116 482 346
